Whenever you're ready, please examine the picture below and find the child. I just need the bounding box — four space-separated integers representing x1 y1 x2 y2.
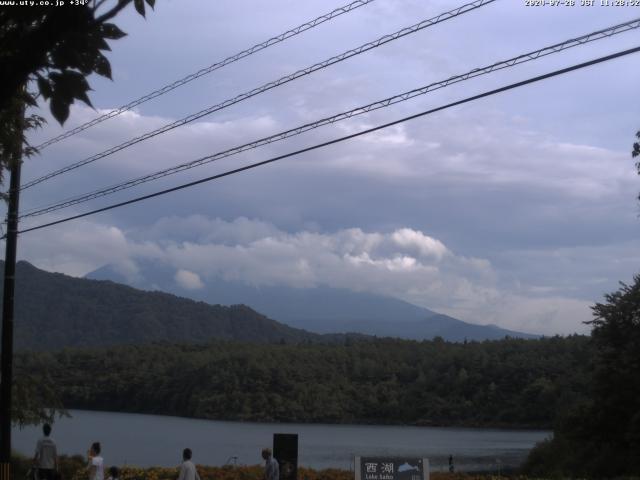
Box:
106 466 119 480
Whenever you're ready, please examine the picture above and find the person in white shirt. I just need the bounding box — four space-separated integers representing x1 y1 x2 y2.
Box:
262 448 279 480
177 448 201 480
34 423 58 480
87 442 104 480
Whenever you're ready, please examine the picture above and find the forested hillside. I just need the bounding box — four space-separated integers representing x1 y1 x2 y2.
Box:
2 261 324 350
18 335 591 428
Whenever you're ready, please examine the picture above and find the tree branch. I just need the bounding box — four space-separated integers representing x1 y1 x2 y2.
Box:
94 0 133 24
93 0 110 13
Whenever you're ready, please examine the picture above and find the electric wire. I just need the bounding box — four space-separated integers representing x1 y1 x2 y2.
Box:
14 45 640 236
33 0 378 151
19 17 640 219
22 0 496 191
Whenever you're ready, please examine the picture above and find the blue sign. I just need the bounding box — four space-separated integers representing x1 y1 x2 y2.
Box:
355 457 429 480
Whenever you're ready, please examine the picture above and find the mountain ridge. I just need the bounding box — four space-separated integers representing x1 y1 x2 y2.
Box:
2 260 334 351
87 259 538 341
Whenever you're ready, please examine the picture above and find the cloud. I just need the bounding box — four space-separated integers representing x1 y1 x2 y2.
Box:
174 269 205 290
327 109 635 201
13 0 639 340
391 228 449 259
14 215 600 335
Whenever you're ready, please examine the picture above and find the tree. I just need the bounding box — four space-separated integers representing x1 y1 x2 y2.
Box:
13 353 67 427
585 276 640 474
524 276 640 478
0 0 156 429
634 129 640 199
0 0 156 176
523 130 640 478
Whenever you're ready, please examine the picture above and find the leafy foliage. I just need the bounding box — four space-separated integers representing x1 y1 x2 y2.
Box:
13 352 67 427
523 275 640 478
11 455 535 480
634 130 640 200
17 335 591 428
12 454 93 480
0 94 45 188
0 0 155 122
0 0 155 184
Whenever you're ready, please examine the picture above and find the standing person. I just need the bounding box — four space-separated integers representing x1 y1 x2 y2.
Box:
177 448 201 480
261 448 279 480
87 442 104 480
106 466 119 480
33 423 58 480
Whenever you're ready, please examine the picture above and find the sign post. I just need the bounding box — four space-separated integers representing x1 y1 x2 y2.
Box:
273 433 298 480
355 457 429 480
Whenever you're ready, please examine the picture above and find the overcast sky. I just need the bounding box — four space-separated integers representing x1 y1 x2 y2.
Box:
7 0 640 335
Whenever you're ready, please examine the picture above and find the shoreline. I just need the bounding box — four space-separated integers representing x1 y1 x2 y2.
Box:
51 407 554 432
14 410 547 472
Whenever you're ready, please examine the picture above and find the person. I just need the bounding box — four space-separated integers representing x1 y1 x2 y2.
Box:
106 466 119 480
448 454 454 473
261 448 279 480
87 442 104 480
33 423 58 480
177 448 201 480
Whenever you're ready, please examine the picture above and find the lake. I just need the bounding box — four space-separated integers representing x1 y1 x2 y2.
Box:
13 410 549 472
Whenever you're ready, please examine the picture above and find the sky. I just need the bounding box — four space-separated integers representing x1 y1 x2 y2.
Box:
6 0 640 335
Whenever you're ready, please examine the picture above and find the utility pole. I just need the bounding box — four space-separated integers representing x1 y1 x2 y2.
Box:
0 97 24 480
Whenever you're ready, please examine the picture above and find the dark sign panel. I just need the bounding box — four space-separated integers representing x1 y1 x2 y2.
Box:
273 433 298 480
356 457 429 480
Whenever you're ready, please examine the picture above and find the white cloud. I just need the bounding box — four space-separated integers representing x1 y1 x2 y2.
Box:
441 292 592 336
391 228 449 259
324 110 635 202
12 0 639 340
14 215 601 335
174 269 205 290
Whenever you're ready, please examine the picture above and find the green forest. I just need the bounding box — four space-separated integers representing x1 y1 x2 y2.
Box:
18 335 591 428
14 275 640 478
522 276 640 478
3 261 326 350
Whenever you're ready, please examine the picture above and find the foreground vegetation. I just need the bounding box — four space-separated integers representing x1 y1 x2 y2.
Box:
13 272 640 480
521 276 640 478
15 276 640 478
17 335 591 428
10 454 559 480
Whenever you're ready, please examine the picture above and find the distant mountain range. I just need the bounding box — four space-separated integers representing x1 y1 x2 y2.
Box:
3 261 335 351
87 259 538 341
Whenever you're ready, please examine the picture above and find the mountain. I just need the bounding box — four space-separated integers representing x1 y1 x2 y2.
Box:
87 260 538 341
1 260 327 351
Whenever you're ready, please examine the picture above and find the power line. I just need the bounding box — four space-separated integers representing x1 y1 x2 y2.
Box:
33 0 377 151
22 0 496 191
20 17 640 219
15 45 640 237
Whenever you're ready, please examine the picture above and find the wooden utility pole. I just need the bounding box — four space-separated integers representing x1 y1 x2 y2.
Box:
0 97 24 480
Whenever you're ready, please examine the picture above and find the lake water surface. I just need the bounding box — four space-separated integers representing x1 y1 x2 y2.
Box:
14 410 549 472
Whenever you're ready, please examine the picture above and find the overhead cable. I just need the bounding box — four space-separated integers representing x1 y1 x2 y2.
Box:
15 45 640 236
33 0 378 151
22 0 496 191
19 17 640 219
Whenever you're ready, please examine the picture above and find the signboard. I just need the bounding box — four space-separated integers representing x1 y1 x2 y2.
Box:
355 457 429 480
273 433 298 480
